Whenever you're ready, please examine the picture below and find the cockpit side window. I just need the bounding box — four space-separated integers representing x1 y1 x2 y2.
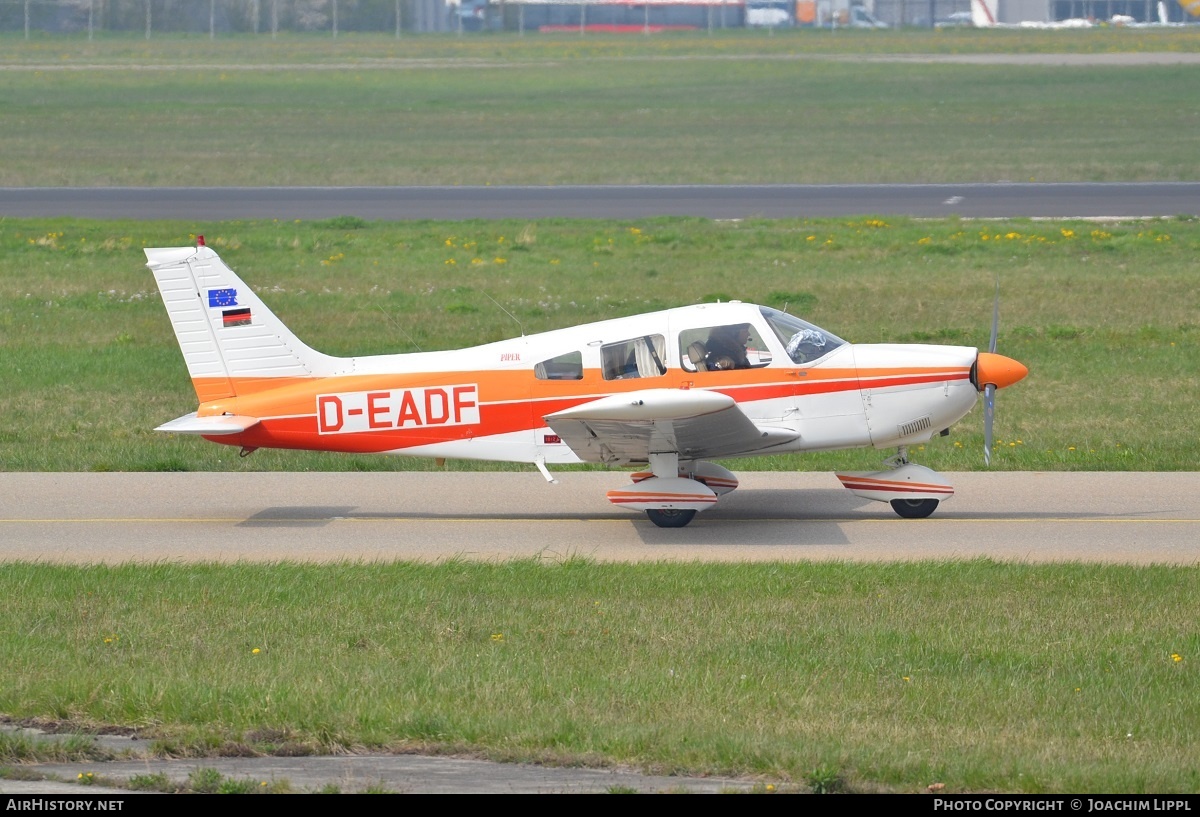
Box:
601 335 666 381
760 306 847 365
679 324 772 372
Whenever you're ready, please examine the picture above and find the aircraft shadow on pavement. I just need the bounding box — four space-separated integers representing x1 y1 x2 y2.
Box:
234 490 1143 531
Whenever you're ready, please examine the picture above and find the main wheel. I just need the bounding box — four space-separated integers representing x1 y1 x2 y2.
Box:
890 498 939 519
646 508 697 528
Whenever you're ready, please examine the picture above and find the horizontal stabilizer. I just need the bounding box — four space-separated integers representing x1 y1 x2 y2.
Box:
155 412 261 436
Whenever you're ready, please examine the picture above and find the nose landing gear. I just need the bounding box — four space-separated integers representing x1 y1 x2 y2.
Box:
836 448 954 519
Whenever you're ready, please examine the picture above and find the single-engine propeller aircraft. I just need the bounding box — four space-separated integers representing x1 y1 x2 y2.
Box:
146 239 1027 528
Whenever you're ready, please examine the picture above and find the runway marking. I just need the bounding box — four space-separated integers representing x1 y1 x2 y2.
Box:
5 517 1200 525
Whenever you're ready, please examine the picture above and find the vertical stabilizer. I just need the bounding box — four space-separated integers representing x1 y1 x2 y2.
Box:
145 243 343 403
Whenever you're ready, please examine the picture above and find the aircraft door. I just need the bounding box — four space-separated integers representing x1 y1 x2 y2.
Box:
532 348 586 464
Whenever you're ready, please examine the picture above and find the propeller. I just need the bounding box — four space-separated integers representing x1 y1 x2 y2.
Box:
985 283 999 466
972 281 1028 466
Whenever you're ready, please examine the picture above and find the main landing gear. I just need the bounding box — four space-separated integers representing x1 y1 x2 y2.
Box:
606 454 739 528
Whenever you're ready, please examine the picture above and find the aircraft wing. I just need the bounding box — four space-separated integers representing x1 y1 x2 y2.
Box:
155 412 261 436
544 388 798 465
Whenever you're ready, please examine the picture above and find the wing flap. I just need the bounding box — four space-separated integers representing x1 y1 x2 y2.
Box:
544 388 797 464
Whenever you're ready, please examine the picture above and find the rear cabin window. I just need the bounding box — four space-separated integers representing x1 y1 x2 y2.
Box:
534 351 583 381
601 335 667 381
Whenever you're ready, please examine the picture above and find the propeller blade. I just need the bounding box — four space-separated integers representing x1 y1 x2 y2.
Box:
983 383 996 467
989 279 1000 354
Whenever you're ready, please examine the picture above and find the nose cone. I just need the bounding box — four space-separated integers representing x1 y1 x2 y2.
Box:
975 352 1028 390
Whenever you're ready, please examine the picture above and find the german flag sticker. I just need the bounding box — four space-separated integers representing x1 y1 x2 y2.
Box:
222 308 252 328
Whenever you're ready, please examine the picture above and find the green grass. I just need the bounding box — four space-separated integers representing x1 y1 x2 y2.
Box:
0 730 113 763
3 27 1198 63
1 215 1197 473
1 31 1199 185
2 559 1198 792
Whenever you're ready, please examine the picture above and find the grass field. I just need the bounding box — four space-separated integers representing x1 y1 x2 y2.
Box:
3 30 1200 795
2 30 1199 185
2 560 1199 793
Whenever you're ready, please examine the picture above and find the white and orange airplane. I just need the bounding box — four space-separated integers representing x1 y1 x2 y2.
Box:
146 238 1027 528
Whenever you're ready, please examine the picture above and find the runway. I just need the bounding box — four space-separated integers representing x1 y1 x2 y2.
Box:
4 471 1198 565
3 183 1198 220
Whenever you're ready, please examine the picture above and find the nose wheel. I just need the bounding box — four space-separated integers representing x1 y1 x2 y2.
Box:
645 508 697 528
889 498 939 519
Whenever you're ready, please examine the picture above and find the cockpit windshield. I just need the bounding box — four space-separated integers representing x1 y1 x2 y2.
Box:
760 306 847 364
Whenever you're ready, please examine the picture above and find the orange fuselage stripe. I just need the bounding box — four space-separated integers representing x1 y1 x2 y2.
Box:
193 366 970 452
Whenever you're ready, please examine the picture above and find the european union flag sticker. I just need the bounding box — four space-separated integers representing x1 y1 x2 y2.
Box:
208 288 239 308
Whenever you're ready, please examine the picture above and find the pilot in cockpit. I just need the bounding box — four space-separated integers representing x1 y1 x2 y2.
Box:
705 324 752 371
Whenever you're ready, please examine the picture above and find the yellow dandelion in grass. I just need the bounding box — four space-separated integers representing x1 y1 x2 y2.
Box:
766 784 776 792
471 258 484 265
549 259 560 265
806 235 816 242
491 633 504 643
445 258 456 265
444 238 455 247
628 227 642 235
917 237 931 245
1061 228 1075 239
494 258 507 264
903 676 912 683
1172 653 1183 663
252 648 261 655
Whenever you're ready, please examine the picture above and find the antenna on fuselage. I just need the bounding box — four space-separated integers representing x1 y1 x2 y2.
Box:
483 291 526 338
375 303 423 353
